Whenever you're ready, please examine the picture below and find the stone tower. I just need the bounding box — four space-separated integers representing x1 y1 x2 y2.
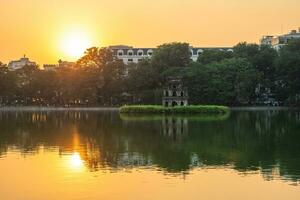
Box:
162 77 188 107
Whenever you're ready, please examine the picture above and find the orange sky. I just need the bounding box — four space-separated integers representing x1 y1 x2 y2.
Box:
1 0 300 65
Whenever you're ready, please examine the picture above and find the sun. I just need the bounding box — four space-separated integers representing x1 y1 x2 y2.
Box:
60 31 91 60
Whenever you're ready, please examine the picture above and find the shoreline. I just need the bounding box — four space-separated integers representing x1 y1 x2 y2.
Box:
0 106 120 112
230 106 296 111
0 106 297 112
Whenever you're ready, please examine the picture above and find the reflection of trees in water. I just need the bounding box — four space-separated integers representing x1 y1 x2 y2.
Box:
0 110 300 182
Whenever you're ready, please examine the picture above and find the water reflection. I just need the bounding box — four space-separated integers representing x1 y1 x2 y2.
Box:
0 110 300 183
68 152 84 171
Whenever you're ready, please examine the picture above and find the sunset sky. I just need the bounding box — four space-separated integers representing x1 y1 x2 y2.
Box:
1 0 300 64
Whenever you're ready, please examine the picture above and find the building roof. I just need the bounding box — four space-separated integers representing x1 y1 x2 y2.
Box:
109 45 233 56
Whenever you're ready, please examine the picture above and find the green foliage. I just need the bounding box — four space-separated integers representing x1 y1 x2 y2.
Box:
151 42 190 70
233 43 277 83
275 40 300 105
185 58 260 105
233 42 260 62
77 47 114 69
0 41 300 107
119 105 229 114
197 49 233 64
0 69 17 104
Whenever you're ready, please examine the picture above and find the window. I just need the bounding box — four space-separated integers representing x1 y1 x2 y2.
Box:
138 59 142 62
128 59 133 62
117 50 124 56
138 51 143 56
128 52 133 56
147 50 153 56
197 49 203 55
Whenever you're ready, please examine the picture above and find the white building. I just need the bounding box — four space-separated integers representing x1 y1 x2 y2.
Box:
109 45 233 65
260 28 300 50
7 55 36 71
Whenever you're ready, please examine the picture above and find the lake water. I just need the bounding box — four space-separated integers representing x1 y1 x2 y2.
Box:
0 109 300 200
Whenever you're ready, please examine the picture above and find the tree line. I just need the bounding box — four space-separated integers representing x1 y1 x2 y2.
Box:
0 40 300 107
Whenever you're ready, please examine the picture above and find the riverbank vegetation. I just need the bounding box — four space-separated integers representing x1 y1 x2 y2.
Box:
119 105 229 114
0 40 300 107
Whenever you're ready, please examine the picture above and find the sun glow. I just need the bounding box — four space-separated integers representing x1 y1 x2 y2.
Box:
69 152 84 170
60 30 92 60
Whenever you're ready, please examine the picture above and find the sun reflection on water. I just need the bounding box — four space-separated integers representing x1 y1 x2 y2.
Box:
67 152 84 172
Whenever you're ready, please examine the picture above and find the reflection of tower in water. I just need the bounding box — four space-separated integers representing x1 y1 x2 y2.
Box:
162 117 188 141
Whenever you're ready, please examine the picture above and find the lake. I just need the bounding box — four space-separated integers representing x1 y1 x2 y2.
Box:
0 109 300 200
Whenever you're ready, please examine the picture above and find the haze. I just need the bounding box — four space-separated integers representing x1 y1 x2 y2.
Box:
1 0 300 64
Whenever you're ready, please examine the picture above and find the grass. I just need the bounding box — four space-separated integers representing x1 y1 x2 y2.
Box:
119 105 229 114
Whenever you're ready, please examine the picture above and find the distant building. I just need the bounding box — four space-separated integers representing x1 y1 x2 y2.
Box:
260 28 300 50
43 64 58 71
162 77 188 107
260 35 274 46
58 60 76 68
8 55 36 71
109 45 233 65
43 60 76 71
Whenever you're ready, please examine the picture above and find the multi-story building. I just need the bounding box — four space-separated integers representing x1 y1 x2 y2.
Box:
7 55 36 71
109 45 233 65
260 28 300 50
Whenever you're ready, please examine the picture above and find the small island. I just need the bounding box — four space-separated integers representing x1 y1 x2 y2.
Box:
119 105 229 114
120 77 229 114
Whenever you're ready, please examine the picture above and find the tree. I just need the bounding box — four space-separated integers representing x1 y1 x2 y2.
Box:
99 60 126 105
197 49 233 64
151 42 190 70
0 61 6 68
233 43 277 81
77 47 115 69
275 40 300 105
29 70 58 105
77 47 126 105
0 69 17 105
233 42 260 64
233 42 279 103
126 60 161 104
185 58 260 105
